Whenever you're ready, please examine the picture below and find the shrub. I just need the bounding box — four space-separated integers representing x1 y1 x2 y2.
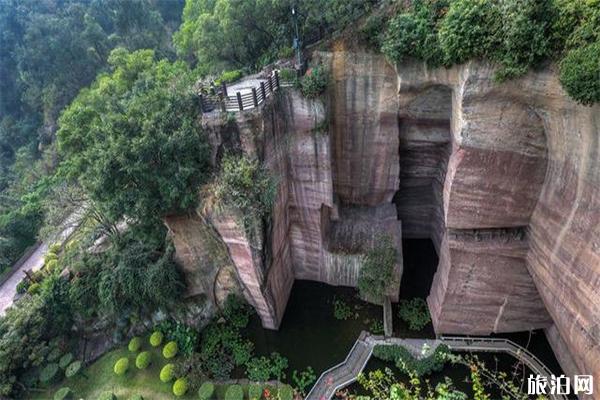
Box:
45 252 58 263
333 298 354 320
223 294 252 328
163 341 178 359
248 383 262 400
58 353 73 369
47 346 63 362
278 385 294 400
278 68 298 86
559 41 600 105
160 363 175 382
16 279 30 294
198 382 215 400
65 361 82 378
224 385 243 400
398 298 431 331
128 396 143 400
39 363 60 385
135 351 151 369
28 282 41 295
245 352 288 382
216 69 243 85
54 387 72 400
113 357 129 375
98 392 117 400
292 367 316 396
173 377 188 397
128 336 142 352
49 243 62 254
301 65 328 98
372 343 450 376
45 259 59 273
149 331 163 347
358 236 397 304
156 321 198 356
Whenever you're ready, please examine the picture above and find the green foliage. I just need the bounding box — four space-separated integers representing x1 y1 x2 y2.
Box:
245 352 288 382
128 337 142 353
248 383 263 400
163 341 179 359
223 294 253 328
198 382 215 400
128 396 143 400
216 70 244 85
369 319 385 335
559 41 600 105
149 331 164 347
58 353 73 369
278 385 294 400
301 65 329 99
372 344 450 376
57 48 211 224
156 320 198 356
211 155 277 232
47 346 63 362
28 282 41 295
40 363 60 385
98 392 117 400
224 384 243 400
333 298 354 320
398 298 431 331
292 367 316 396
54 387 73 400
16 279 30 294
278 68 298 85
199 323 254 380
65 361 82 378
160 363 176 383
173 377 189 397
358 236 397 304
135 351 151 369
113 357 129 375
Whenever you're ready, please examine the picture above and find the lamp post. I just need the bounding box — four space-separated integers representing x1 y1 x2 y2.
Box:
292 5 302 70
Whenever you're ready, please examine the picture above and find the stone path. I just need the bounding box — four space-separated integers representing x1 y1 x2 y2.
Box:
0 209 83 315
306 332 567 400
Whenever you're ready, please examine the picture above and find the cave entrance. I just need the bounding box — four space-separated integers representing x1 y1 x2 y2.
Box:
393 85 452 299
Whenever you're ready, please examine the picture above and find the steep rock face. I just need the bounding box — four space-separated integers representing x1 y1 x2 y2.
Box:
394 61 599 389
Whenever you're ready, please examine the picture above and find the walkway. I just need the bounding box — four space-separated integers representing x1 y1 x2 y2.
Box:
306 332 567 400
0 209 83 315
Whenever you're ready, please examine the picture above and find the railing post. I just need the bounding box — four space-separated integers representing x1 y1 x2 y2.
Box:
260 82 266 100
222 82 228 98
198 94 204 113
268 76 273 93
274 70 280 89
236 92 243 111
252 88 258 107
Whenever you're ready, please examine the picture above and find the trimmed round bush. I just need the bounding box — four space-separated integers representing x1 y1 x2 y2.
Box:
45 252 58 263
278 385 293 400
128 396 143 400
159 363 175 383
113 357 129 375
198 382 215 400
49 243 62 254
27 282 41 295
172 377 188 397
224 385 243 400
54 387 72 400
45 259 59 273
162 341 178 359
128 336 142 352
47 346 63 362
248 384 262 400
135 351 151 369
59 353 73 369
98 392 117 400
65 360 82 378
39 363 60 385
149 331 163 347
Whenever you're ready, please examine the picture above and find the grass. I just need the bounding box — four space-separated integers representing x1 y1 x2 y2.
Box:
29 335 288 400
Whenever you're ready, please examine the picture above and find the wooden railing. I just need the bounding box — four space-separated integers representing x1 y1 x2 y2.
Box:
199 70 284 113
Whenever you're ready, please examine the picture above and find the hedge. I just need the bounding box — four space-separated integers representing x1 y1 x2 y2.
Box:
59 353 73 369
53 387 72 400
128 337 142 352
113 357 129 375
224 384 243 400
149 331 163 347
135 351 151 369
65 361 82 378
198 382 215 400
278 385 294 400
40 363 60 385
163 341 178 359
173 377 188 397
248 384 262 400
160 363 175 383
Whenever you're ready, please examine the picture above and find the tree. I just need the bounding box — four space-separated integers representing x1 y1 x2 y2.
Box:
357 236 397 304
57 48 211 224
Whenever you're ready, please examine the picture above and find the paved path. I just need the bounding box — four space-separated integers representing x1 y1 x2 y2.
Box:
0 210 83 315
306 332 567 400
